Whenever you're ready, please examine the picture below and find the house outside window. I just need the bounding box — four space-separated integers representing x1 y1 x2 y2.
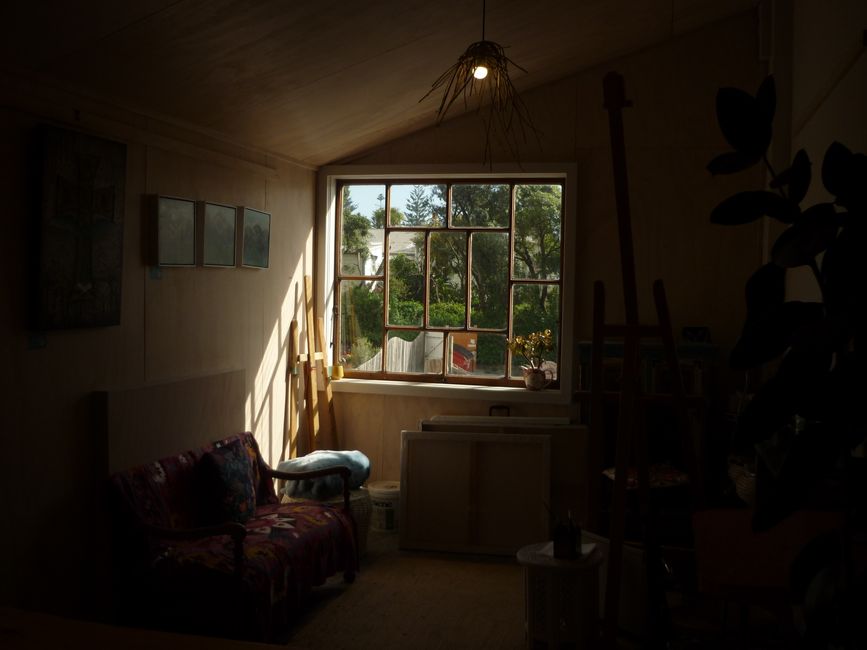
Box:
333 178 565 387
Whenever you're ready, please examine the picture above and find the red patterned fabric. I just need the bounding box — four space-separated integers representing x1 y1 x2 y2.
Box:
109 433 356 640
200 439 258 523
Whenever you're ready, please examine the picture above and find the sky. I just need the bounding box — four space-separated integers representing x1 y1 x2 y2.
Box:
345 184 438 218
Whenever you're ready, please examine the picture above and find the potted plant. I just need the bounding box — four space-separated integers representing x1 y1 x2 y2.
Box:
507 329 555 389
707 74 865 647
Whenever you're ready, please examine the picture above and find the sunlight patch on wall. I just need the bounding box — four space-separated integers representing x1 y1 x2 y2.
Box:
246 254 307 466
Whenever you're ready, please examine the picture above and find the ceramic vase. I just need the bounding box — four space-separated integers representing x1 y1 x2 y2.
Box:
522 367 551 390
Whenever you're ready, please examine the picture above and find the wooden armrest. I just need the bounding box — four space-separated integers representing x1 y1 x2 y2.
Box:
145 522 246 574
267 466 352 513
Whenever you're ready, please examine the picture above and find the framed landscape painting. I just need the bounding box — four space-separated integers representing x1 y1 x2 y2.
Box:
156 196 196 267
201 202 237 267
241 207 270 269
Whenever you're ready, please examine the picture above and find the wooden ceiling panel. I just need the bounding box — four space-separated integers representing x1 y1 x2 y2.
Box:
1 0 754 166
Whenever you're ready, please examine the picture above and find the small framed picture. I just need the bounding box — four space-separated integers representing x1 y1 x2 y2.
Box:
240 207 270 269
199 202 237 267
156 196 196 267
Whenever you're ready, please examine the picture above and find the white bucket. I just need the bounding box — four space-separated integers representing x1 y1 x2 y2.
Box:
368 480 400 532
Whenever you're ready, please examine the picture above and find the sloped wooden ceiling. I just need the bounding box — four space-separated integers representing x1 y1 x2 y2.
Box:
1 0 752 166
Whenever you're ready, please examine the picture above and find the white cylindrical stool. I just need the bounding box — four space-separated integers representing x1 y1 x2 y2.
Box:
517 541 604 649
367 480 400 532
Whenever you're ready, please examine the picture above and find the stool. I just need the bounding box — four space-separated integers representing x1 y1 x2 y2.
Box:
517 541 604 649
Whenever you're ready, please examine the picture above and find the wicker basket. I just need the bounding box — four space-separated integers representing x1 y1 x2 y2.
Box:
319 489 373 556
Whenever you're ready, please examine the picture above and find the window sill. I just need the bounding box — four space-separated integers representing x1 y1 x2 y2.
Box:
328 378 570 404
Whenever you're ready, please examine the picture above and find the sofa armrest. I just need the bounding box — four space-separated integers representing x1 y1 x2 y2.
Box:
267 465 352 512
145 522 247 575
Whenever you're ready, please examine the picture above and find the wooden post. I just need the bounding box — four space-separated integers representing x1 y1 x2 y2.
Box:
316 316 339 449
303 275 320 452
595 71 695 650
282 318 299 460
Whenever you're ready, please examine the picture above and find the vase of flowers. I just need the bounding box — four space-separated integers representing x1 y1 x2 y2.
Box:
507 329 555 390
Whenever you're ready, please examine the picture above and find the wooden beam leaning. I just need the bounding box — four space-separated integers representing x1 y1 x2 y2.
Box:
282 318 298 461
316 316 339 450
303 275 320 452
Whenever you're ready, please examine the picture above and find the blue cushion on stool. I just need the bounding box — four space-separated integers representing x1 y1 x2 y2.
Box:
276 450 371 500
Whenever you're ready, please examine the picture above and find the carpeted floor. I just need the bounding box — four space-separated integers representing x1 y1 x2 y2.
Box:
284 531 526 649
282 530 800 650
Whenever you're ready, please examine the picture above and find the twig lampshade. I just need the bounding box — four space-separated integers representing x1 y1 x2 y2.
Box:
419 0 538 162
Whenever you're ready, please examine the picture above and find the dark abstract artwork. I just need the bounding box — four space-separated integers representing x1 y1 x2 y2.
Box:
241 207 270 269
36 126 126 329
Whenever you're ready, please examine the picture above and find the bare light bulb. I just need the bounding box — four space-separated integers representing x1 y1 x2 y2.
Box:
472 65 488 80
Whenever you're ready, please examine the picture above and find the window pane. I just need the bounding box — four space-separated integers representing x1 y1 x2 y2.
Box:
391 184 446 227
510 284 560 378
340 280 383 371
387 231 425 327
429 231 467 327
451 184 509 227
470 232 509 329
513 184 562 280
341 184 384 276
448 332 506 378
385 330 444 373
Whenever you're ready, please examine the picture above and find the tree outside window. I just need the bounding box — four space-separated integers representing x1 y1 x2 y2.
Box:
336 180 563 385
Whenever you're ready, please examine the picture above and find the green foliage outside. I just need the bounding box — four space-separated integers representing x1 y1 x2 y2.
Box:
372 206 405 228
341 187 372 274
339 183 562 374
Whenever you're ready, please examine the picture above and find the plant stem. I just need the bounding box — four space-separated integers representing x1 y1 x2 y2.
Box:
807 258 827 304
763 153 788 200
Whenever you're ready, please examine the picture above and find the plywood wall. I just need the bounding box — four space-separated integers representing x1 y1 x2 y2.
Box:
329 12 766 482
0 74 315 617
786 0 867 299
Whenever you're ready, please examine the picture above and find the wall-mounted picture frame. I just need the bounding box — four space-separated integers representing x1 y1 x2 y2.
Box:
34 125 127 330
198 201 237 267
240 207 271 269
156 195 196 267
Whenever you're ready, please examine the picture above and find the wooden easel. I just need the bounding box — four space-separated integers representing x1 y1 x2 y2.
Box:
591 72 703 649
281 316 300 461
281 276 339 461
303 275 339 452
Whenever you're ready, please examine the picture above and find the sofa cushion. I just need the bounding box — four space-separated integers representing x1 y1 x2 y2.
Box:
200 438 257 523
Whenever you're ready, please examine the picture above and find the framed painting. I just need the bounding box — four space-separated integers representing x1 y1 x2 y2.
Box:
156 196 196 267
199 201 237 267
240 207 270 269
35 125 127 330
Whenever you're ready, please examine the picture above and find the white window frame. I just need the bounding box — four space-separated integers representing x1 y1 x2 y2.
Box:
316 163 578 404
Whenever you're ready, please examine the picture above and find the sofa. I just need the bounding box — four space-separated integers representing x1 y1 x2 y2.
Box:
109 432 357 641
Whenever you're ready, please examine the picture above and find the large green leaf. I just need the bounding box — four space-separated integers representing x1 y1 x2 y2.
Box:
771 203 839 268
820 142 867 210
822 219 862 319
706 150 759 175
730 301 825 369
822 141 853 198
711 190 799 225
744 262 785 320
735 374 798 442
770 149 812 205
715 86 772 157
737 326 832 446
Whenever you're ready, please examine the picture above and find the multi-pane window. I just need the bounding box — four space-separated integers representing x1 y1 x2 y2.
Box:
335 180 563 386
